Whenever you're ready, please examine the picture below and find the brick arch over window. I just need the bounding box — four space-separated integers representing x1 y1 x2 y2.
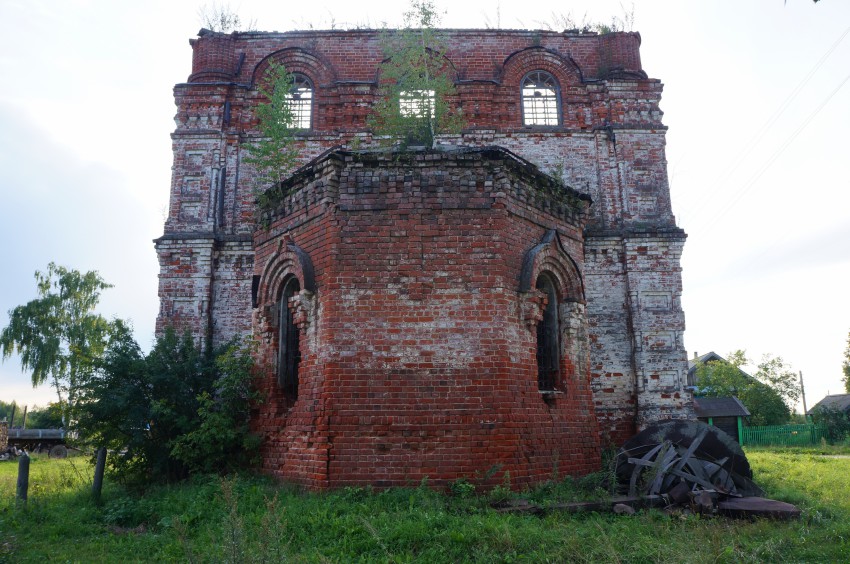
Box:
373 48 460 85
520 229 588 394
257 239 317 307
256 239 318 400
520 229 584 301
251 47 337 88
500 47 584 89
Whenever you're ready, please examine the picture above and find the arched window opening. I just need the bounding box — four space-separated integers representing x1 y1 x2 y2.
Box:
278 276 301 398
521 71 561 126
288 73 313 129
399 89 436 118
536 273 560 390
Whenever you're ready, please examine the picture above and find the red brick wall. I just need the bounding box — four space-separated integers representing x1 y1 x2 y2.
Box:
252 149 600 489
156 29 692 473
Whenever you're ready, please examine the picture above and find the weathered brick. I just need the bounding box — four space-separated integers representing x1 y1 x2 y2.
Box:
155 28 692 489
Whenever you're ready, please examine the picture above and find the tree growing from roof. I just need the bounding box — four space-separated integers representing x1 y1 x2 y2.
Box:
368 0 465 149
843 330 850 393
0 263 112 424
694 350 799 426
244 63 301 214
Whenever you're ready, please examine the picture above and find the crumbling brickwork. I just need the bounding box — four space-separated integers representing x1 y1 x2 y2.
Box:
252 148 600 488
155 28 692 486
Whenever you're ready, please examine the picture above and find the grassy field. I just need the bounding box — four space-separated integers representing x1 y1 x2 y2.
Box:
1 446 849 562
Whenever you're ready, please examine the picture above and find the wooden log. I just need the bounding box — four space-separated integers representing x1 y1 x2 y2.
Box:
717 497 802 520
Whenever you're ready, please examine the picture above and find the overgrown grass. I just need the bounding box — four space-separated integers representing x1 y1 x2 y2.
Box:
1 449 849 562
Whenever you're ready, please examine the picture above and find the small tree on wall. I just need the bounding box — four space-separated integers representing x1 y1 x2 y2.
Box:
244 63 301 213
368 0 464 149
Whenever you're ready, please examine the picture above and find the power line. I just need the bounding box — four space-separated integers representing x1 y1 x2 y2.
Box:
677 25 850 226
696 70 850 235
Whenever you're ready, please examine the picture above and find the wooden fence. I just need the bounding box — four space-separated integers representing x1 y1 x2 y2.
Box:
741 423 827 446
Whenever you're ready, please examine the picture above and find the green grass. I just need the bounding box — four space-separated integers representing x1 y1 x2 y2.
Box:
2 448 849 562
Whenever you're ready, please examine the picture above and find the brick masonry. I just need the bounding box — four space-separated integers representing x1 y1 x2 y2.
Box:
155 28 692 488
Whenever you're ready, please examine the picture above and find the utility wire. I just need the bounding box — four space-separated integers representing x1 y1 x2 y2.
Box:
696 70 850 235
678 25 850 226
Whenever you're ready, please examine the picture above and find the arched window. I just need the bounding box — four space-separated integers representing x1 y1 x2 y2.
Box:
521 71 561 126
536 273 560 390
278 276 301 398
288 73 313 129
399 89 436 118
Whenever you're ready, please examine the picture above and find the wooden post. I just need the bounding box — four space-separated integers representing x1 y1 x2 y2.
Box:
16 453 30 506
92 447 106 502
799 371 809 421
737 416 744 445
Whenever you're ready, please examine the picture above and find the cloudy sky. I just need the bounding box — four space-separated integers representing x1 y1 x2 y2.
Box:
2 0 848 413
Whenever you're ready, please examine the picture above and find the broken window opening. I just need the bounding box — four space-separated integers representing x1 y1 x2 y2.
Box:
399 89 435 119
536 272 560 391
521 71 561 126
278 276 301 398
288 73 313 129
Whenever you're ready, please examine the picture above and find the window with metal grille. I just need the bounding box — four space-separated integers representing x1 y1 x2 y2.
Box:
288 74 313 129
399 89 435 118
535 273 560 391
521 71 560 126
278 276 301 398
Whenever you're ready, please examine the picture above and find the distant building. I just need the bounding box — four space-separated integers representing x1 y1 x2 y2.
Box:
808 393 850 416
693 396 749 443
687 351 727 388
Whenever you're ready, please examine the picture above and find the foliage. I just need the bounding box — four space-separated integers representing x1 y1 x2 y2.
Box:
536 5 635 34
841 333 850 394
811 405 850 443
4 452 850 562
0 400 18 423
197 2 255 33
694 350 799 426
0 263 113 422
368 0 465 149
75 325 260 483
170 343 262 475
25 403 65 429
754 353 800 408
244 63 301 214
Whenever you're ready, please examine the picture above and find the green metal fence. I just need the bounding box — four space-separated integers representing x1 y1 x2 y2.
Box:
741 423 827 446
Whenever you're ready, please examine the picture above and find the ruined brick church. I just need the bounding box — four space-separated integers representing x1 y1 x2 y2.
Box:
155 27 692 489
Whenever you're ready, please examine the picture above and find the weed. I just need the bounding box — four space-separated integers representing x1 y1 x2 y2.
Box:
2 451 849 562
448 477 475 498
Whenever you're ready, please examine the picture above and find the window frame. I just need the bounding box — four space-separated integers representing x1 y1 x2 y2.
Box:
288 73 314 130
521 71 562 127
535 272 561 391
399 89 436 119
277 276 301 398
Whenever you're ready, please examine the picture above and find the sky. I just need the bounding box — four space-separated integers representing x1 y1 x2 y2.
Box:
1 0 848 414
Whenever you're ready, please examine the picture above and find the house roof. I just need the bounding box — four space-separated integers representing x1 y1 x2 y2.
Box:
687 352 726 372
693 396 751 418
809 393 850 414
687 351 754 383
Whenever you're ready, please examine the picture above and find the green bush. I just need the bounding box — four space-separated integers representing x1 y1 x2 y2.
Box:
76 324 261 484
811 405 850 443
